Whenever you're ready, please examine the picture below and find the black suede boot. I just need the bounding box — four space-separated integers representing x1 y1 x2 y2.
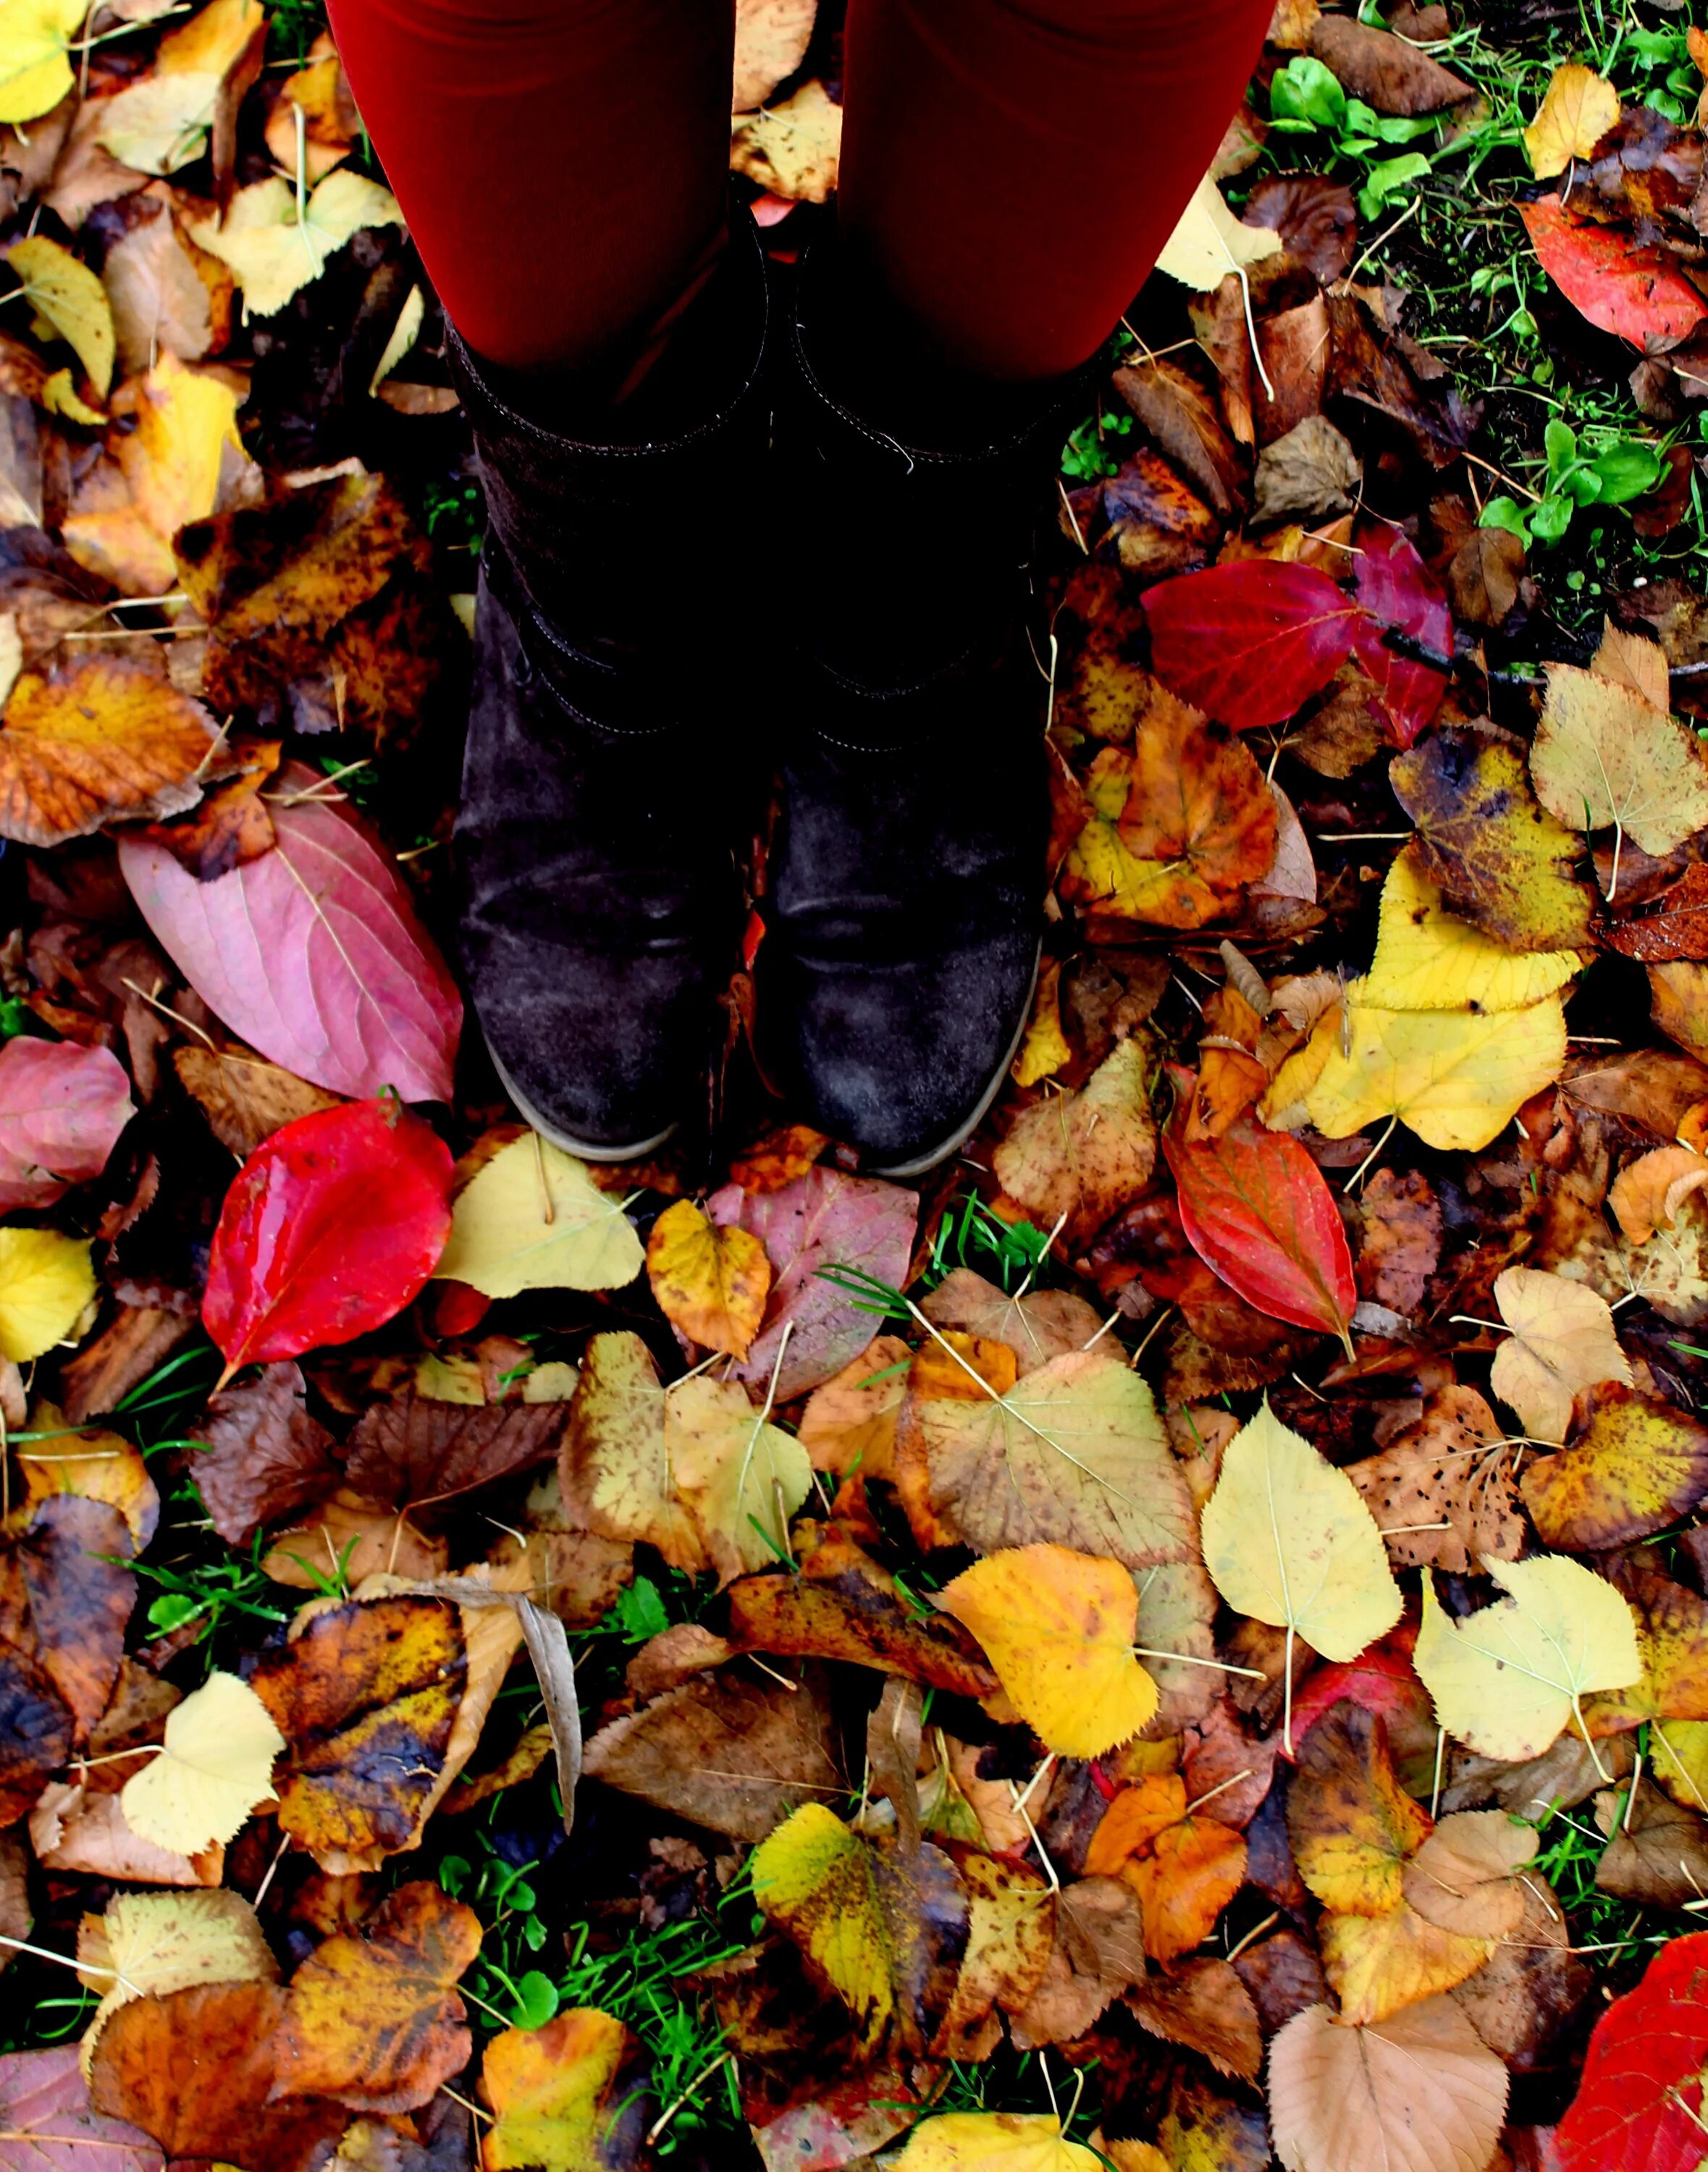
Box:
450 216 770 1158
759 247 1095 1176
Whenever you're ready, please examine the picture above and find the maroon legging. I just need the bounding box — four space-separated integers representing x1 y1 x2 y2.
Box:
327 0 1272 383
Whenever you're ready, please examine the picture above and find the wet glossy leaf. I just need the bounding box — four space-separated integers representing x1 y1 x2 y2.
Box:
1555 1933 1708 2172
1142 560 1364 731
1521 196 1707 343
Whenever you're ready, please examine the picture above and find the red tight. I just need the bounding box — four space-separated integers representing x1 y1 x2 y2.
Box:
326 0 1273 382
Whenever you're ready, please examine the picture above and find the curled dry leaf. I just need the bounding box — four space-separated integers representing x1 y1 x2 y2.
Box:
1609 1142 1708 1243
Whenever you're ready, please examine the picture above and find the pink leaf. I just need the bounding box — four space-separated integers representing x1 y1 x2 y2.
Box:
0 2046 164 2172
1350 526 1450 749
117 762 461 1103
0 1040 133 1211
707 1166 918 1400
1141 560 1365 731
1520 197 1708 345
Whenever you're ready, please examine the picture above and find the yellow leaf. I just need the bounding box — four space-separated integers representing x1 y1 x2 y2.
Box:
63 353 243 597
93 72 222 177
1489 1266 1631 1443
1272 985 1567 1152
41 367 105 425
0 0 90 125
1319 1902 1492 2026
187 171 405 317
644 1198 770 1359
1414 1556 1642 1761
0 654 222 848
77 1887 276 2069
1011 961 1072 1089
16 1399 156 1548
561 1331 707 1570
664 1373 811 1584
1363 846 1582 1014
1652 1718 1708 1814
156 0 263 76
729 78 840 203
1531 660 1708 859
1287 1701 1431 1917
1523 62 1620 180
7 237 115 397
1199 1401 1401 1748
938 1544 1158 1759
119 1670 285 1856
480 2008 636 2172
1155 172 1283 292
0 1226 93 1360
896 2112 1103 2171
434 1132 643 1297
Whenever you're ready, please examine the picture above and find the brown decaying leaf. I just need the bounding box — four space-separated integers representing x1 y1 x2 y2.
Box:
190 1359 339 1544
1594 1781 1708 1905
1345 1384 1524 1574
1009 1874 1148 2048
1127 1956 1263 2082
342 1386 566 1525
0 656 225 849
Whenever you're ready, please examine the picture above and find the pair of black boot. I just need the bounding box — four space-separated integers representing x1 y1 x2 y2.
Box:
451 217 1084 1175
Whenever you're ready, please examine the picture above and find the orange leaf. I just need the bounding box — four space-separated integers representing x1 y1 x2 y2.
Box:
644 1198 772 1359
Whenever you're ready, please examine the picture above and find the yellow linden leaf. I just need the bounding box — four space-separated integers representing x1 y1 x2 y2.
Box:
644 1198 771 1359
1363 846 1583 1014
41 367 106 425
1489 1266 1632 1443
120 1670 285 1856
1523 62 1620 180
748 1803 898 2049
1531 661 1708 859
480 2008 636 2171
1414 1556 1642 1762
187 171 405 318
1155 171 1283 292
1653 1718 1708 1815
895 2112 1104 2171
62 353 243 597
0 0 90 125
7 237 115 397
938 1544 1158 1759
561 1331 707 1570
1282 985 1567 1153
433 1132 643 1298
0 1226 93 1360
663 1373 811 1585
93 72 223 177
1199 1401 1402 1750
77 1887 276 2069
1319 1903 1492 2027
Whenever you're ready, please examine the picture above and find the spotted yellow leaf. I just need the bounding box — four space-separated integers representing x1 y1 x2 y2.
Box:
1363 846 1583 1014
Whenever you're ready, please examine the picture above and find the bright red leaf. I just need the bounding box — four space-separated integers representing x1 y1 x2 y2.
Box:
203 1098 454 1381
118 760 463 1104
1140 560 1364 731
1163 1122 1357 1355
1520 197 1708 345
0 1039 134 1211
1557 1932 1708 2171
1350 526 1450 750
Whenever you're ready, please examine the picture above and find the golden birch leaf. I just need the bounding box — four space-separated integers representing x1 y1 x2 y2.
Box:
187 172 405 316
664 1374 811 1585
1269 1996 1508 2172
1363 847 1582 1014
434 1132 643 1297
6 237 115 396
1414 1557 1642 1762
1319 1902 1492 2026
119 1670 284 1856
1489 1266 1631 1444
560 1331 707 1570
644 1199 770 1358
1523 62 1620 179
0 0 90 125
1155 172 1283 291
896 2112 1103 2170
1200 1400 1401 1684
1531 661 1708 857
938 1544 1158 1759
0 1227 94 1360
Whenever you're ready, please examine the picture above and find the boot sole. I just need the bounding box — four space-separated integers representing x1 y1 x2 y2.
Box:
867 946 1040 1182
484 1032 679 1164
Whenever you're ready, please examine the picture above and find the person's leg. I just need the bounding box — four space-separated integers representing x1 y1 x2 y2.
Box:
839 0 1275 384
327 0 735 379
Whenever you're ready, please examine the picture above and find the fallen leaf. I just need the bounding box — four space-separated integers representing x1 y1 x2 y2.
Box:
0 1040 132 1211
732 0 817 109
1112 701 1279 926
1521 196 1708 345
893 1347 1195 1568
1583 1568 1708 1738
343 1387 565 1526
994 1039 1158 1245
0 1636 75 1823
479 2007 649 2172
76 1886 276 2061
1287 1703 1431 1916
0 2043 164 2172
1009 1874 1147 2047
1350 528 1450 750
797 1331 910 1477
665 1373 812 1585
1451 1873 1589 2067
1127 1956 1263 2083
0 0 96 125
119 760 463 1103
119 1669 282 1856
1402 1809 1536 1938
728 1537 997 1698
262 38 359 187
1532 661 1708 859
8 1495 133 1738
7 236 114 396
560 1331 706 1569
1602 866 1708 963
1489 1266 1632 1443
1555 1932 1708 2171
729 79 840 202
273 1880 481 2112
1200 1400 1402 1744
894 2113 1101 2171
1126 1811 1248 1966
1142 560 1363 731
1319 1902 1492 2026
1524 61 1620 177
645 1197 770 1358
1521 1382 1708 1549
436 1130 642 1299
1594 1785 1708 1906
102 191 219 378
174 1044 340 1160
932 1852 1055 2061
1268 1995 1507 2172
1345 1384 1524 1574
1155 172 1284 291
1415 1555 1641 1761
0 1227 94 1360
920 1271 1101 1378
0 656 222 849
939 1545 1158 1758
186 171 404 316
1308 13 1473 111
1363 846 1583 1013
707 1165 918 1400
190 1361 339 1545
201 1100 453 1376
1163 1122 1356 1352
